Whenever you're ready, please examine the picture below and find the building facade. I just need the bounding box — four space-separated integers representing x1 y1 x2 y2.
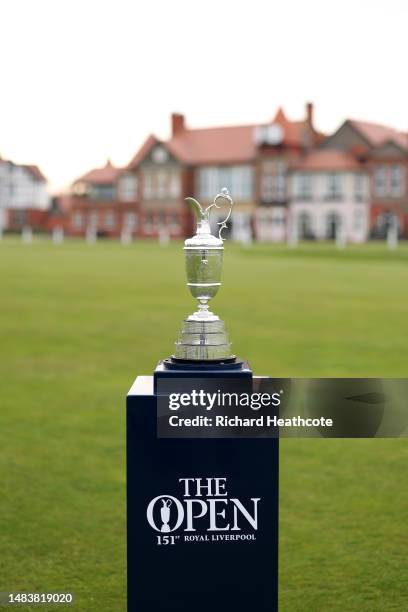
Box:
57 105 408 242
0 159 49 231
289 150 370 242
322 120 408 238
121 104 325 242
58 160 140 238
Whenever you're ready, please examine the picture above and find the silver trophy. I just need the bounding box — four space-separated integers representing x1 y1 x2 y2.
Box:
173 188 235 362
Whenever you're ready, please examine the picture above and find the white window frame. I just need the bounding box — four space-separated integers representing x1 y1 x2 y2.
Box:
354 173 366 202
169 171 181 198
374 166 386 197
143 172 154 199
156 171 167 198
390 165 404 197
198 166 253 200
295 173 313 200
326 173 343 201
119 174 138 202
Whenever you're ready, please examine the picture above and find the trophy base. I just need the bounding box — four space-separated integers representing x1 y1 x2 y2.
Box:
164 356 246 370
173 318 233 362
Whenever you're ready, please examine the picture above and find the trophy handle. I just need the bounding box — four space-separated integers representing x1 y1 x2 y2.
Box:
210 188 234 240
185 188 234 240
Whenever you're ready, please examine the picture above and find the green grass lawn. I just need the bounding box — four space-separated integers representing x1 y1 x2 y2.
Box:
1 238 407 611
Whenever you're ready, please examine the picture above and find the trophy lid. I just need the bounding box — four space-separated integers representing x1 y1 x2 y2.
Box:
184 188 233 250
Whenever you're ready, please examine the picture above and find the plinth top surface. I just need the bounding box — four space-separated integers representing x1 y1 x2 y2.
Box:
128 376 153 397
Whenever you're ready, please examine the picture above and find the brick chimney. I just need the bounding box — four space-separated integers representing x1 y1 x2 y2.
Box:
306 102 314 127
171 113 185 137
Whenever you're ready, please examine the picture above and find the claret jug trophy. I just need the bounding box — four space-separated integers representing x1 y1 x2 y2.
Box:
172 188 235 363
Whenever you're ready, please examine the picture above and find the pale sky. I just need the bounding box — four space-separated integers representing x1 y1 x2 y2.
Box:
0 0 407 193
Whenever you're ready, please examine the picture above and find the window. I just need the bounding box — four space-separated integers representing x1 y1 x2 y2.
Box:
354 173 365 202
326 212 341 239
198 166 253 200
157 210 166 227
354 208 364 231
298 212 313 239
261 160 286 202
169 172 181 198
152 146 168 164
119 174 138 202
72 212 83 229
104 211 116 229
156 172 167 198
374 166 386 197
73 181 88 196
91 184 116 201
294 173 313 200
390 165 404 197
275 160 286 201
261 175 275 201
169 213 180 229
276 174 285 201
325 173 343 201
231 166 253 199
144 211 154 232
272 209 285 225
124 212 137 229
143 173 154 199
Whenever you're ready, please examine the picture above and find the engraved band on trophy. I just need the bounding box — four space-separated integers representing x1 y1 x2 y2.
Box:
172 188 234 363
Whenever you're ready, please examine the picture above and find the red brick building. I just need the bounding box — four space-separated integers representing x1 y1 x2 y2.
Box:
58 105 408 242
322 120 408 237
123 104 324 241
60 160 140 238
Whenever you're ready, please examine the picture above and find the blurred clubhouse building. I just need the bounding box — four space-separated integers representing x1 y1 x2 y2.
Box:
3 103 408 242
0 158 49 232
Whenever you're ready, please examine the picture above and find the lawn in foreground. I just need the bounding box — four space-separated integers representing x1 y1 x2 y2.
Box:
0 239 407 611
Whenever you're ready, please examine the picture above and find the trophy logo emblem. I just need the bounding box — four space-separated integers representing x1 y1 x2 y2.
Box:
172 188 235 363
160 498 173 532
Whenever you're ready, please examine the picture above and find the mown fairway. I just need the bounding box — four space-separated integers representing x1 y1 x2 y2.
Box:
1 238 407 611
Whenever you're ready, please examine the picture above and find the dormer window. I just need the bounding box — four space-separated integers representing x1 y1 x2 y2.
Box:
152 146 168 164
73 182 88 196
254 124 284 145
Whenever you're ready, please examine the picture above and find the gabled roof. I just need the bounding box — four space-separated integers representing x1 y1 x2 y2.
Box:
348 120 407 150
269 107 325 147
0 159 47 182
23 165 47 182
292 149 364 172
127 135 160 169
127 107 325 168
167 124 258 164
74 159 121 185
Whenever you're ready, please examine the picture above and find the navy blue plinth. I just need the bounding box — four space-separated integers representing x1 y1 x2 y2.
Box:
126 368 279 611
